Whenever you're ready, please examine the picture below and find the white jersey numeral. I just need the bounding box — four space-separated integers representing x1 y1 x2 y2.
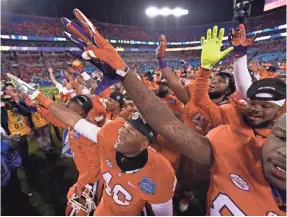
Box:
102 171 132 206
209 193 246 216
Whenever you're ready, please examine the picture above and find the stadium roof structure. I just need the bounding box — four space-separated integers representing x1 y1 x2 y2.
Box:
1 0 275 28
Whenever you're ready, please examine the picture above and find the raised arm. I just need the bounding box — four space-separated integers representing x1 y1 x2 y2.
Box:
38 107 69 129
122 71 213 166
160 66 189 104
230 23 257 100
156 35 189 104
193 69 223 126
233 55 252 100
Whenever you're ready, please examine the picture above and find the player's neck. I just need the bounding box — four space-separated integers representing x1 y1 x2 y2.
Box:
116 150 148 173
211 94 226 104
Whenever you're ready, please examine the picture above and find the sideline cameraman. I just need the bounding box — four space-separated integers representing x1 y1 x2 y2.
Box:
1 87 31 172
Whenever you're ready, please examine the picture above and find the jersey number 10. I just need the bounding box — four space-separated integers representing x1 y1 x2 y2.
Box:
209 193 246 216
102 171 132 206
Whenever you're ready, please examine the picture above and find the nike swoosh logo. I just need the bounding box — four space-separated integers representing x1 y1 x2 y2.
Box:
128 181 137 188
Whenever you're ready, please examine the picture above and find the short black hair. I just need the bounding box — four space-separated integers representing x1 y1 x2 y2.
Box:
69 94 93 115
216 72 236 96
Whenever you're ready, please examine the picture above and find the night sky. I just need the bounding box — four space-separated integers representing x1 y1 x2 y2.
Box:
1 0 267 27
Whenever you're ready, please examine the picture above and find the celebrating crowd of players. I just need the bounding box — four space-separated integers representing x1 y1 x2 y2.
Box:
1 8 286 216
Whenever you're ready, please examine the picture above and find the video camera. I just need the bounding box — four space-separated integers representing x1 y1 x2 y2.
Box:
233 0 254 24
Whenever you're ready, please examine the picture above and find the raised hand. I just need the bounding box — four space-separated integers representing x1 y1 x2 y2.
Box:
156 34 167 59
228 24 257 58
6 73 41 100
61 9 129 94
201 26 234 70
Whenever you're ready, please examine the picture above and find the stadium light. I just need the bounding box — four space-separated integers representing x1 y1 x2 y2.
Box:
145 7 188 17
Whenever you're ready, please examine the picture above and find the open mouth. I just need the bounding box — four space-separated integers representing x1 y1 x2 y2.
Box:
209 84 216 89
272 166 287 180
247 112 264 121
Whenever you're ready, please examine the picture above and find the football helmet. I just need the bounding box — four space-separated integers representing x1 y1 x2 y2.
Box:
65 184 96 216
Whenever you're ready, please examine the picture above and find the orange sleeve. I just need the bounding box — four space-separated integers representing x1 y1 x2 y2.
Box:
91 96 106 115
38 107 68 128
68 75 80 91
193 69 223 127
76 145 101 186
146 159 176 204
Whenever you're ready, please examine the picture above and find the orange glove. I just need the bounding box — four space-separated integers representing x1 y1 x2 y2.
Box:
228 24 257 58
66 9 128 75
156 34 167 59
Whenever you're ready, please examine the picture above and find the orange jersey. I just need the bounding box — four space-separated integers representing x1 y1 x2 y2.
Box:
94 119 176 215
101 87 113 100
60 92 73 102
31 111 48 128
155 135 180 170
193 69 270 145
7 110 31 135
105 109 130 122
89 95 107 126
160 94 184 114
206 125 285 216
183 81 213 135
38 108 100 186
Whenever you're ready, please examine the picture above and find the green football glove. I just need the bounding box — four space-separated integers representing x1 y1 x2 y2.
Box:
201 26 234 70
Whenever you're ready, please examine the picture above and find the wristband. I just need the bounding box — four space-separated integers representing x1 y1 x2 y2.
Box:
81 72 91 81
36 93 53 108
158 59 168 69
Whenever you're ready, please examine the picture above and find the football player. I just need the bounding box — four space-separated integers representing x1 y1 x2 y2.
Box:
52 15 285 214
13 78 176 215
25 93 101 212
155 32 235 212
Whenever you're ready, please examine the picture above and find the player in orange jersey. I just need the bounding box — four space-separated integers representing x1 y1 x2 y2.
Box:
156 33 235 213
47 19 285 215
105 91 130 121
17 83 176 215
156 85 183 114
29 94 101 213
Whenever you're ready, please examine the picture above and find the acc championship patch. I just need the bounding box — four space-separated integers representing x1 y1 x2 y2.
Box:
73 131 80 139
138 177 156 194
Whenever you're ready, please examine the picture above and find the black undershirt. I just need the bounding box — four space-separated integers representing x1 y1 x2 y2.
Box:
116 149 148 173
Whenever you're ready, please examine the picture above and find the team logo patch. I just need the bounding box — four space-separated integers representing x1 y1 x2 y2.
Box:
106 160 112 168
73 131 80 139
169 99 176 104
17 117 22 122
266 211 278 216
229 174 250 191
138 177 156 194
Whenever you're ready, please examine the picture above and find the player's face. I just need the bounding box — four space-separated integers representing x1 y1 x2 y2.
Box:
124 100 138 113
208 75 230 99
106 98 118 111
243 100 280 128
262 114 286 191
67 101 86 118
115 122 149 156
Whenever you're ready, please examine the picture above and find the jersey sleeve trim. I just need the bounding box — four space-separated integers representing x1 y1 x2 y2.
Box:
74 119 100 143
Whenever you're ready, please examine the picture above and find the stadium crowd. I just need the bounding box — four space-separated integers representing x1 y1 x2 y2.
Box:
1 7 286 217
1 8 286 41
